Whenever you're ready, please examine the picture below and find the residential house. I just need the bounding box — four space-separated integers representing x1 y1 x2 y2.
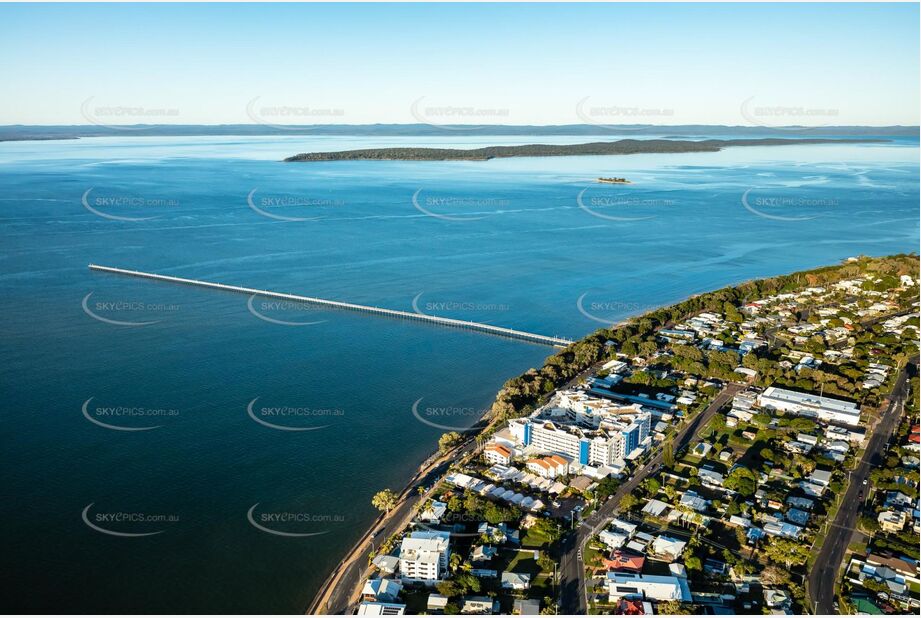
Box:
484 444 513 465
419 501 447 524
501 572 531 591
361 578 402 603
607 573 691 602
878 510 908 533
513 599 541 615
460 596 499 614
357 602 406 615
426 593 449 614
650 535 687 560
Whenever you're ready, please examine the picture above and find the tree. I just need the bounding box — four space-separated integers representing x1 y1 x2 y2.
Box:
658 600 689 614
531 517 563 544
726 500 741 516
455 572 481 593
761 565 791 586
685 556 702 571
620 493 641 511
724 466 758 497
662 441 675 468
436 580 462 597
858 514 880 534
537 552 556 573
439 431 463 453
595 477 620 501
371 488 398 513
763 538 810 569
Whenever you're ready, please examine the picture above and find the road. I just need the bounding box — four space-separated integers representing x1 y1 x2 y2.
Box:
558 382 743 614
309 355 607 614
808 358 917 614
310 433 483 615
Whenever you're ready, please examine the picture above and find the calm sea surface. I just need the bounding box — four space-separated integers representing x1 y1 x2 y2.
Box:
1 134 917 612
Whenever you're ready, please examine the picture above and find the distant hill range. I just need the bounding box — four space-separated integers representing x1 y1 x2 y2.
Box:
284 138 888 162
0 124 917 142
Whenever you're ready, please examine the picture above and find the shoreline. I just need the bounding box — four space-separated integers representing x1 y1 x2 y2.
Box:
304 253 919 615
283 137 887 162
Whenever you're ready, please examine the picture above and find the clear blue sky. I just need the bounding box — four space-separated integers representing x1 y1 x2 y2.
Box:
0 3 918 126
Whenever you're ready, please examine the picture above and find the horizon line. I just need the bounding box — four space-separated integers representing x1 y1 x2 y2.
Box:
2 122 919 129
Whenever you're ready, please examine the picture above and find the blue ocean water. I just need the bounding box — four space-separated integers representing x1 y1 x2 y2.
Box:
0 134 917 612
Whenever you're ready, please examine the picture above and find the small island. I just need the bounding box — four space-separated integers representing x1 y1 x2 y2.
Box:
597 177 631 184
284 137 885 162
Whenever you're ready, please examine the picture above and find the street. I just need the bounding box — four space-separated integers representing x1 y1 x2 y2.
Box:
558 382 743 614
808 358 917 614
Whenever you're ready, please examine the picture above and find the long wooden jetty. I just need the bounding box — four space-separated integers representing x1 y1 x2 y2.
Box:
88 264 573 348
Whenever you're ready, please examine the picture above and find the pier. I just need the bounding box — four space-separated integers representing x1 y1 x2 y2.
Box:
88 264 574 348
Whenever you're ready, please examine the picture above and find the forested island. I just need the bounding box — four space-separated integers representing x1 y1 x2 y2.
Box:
284 137 885 162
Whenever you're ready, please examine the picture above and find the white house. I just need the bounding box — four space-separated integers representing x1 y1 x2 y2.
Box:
399 531 451 585
599 529 628 550
357 602 406 615
362 579 403 603
607 573 691 602
484 444 513 465
418 501 448 524
501 572 531 590
650 535 687 559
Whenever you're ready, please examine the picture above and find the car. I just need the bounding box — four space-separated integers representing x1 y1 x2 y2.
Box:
862 479 868 486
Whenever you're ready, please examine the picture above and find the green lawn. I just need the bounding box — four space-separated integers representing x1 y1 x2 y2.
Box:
521 526 552 548
504 549 542 576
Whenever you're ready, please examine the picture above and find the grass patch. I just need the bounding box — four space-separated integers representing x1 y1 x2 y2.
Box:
521 526 551 549
504 549 542 576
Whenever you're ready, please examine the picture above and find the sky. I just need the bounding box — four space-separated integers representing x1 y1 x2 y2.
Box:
0 3 918 127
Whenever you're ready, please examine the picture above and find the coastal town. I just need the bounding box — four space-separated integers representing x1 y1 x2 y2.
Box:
327 255 920 616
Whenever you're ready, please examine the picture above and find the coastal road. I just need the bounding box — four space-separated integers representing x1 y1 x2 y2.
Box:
808 358 917 614
311 433 482 615
558 382 743 614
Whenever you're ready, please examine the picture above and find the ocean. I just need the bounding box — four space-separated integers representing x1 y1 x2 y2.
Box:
1 133 917 612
